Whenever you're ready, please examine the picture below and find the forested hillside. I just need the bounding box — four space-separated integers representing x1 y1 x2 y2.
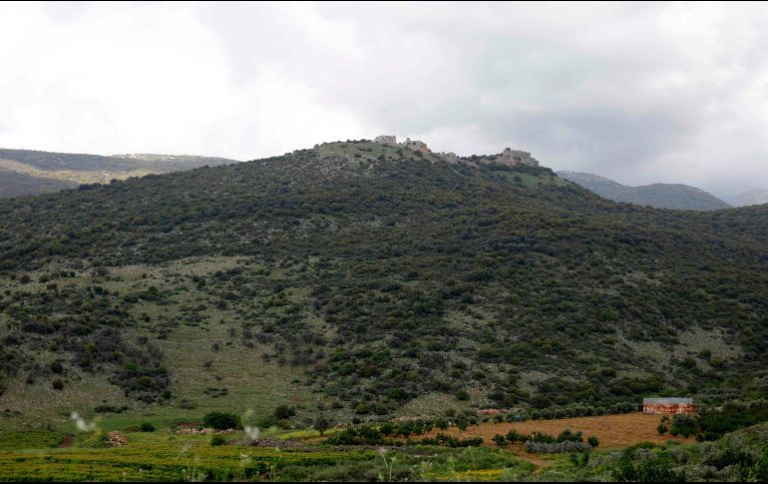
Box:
1 141 767 427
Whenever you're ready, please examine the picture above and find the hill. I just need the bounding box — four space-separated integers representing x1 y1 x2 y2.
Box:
111 153 239 170
733 188 768 207
0 148 237 198
557 171 731 211
0 140 767 429
0 167 76 197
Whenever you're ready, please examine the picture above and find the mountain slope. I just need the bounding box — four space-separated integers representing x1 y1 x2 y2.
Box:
0 141 767 428
558 171 731 211
0 167 76 197
732 188 768 207
111 153 239 170
0 148 238 198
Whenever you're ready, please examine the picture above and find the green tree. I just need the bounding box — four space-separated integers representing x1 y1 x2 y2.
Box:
492 434 506 447
203 412 242 430
274 405 296 420
315 414 331 437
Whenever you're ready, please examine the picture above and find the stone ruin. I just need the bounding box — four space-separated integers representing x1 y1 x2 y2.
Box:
402 138 432 153
496 148 540 167
374 135 431 153
373 135 398 146
373 135 539 167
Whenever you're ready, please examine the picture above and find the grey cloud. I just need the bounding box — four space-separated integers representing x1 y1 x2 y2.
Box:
2 2 768 197
493 109 685 174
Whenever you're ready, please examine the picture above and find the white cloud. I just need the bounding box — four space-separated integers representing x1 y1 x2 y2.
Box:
0 2 364 159
1 2 768 196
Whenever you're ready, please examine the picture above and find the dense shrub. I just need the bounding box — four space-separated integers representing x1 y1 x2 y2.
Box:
94 405 130 414
210 435 227 446
325 426 384 446
257 414 281 428
314 414 331 436
418 433 483 448
556 429 584 443
613 449 686 482
203 412 242 430
524 441 591 454
274 405 296 420
670 414 698 438
696 401 768 441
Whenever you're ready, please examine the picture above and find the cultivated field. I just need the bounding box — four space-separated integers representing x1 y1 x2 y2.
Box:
426 412 692 449
0 431 535 482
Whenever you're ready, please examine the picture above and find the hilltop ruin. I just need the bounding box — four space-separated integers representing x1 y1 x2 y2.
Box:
373 135 539 168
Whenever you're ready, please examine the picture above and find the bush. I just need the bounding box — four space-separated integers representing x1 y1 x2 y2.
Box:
670 414 697 438
325 426 384 446
274 405 296 420
492 434 506 447
94 405 130 414
421 433 483 448
203 411 242 430
527 432 556 444
752 445 768 481
613 450 686 482
524 441 591 454
556 429 583 443
140 422 156 432
257 414 281 428
315 414 331 436
210 435 227 446
396 421 414 437
696 401 768 440
52 379 64 390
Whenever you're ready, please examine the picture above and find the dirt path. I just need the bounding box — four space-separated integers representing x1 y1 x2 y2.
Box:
57 434 74 448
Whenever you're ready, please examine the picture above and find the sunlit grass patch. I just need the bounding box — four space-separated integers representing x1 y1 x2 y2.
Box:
0 431 66 451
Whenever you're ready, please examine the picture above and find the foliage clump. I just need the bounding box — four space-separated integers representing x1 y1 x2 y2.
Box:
203 412 242 430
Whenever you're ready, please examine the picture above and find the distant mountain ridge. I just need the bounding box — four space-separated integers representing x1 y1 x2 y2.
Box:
557 171 731 211
111 153 239 168
0 148 238 198
732 188 768 207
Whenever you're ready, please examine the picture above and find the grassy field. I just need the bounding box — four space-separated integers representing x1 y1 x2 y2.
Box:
0 433 372 481
0 412 758 481
0 429 535 482
0 430 66 451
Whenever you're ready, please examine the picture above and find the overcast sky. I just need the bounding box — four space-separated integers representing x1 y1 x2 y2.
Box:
1 2 767 197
